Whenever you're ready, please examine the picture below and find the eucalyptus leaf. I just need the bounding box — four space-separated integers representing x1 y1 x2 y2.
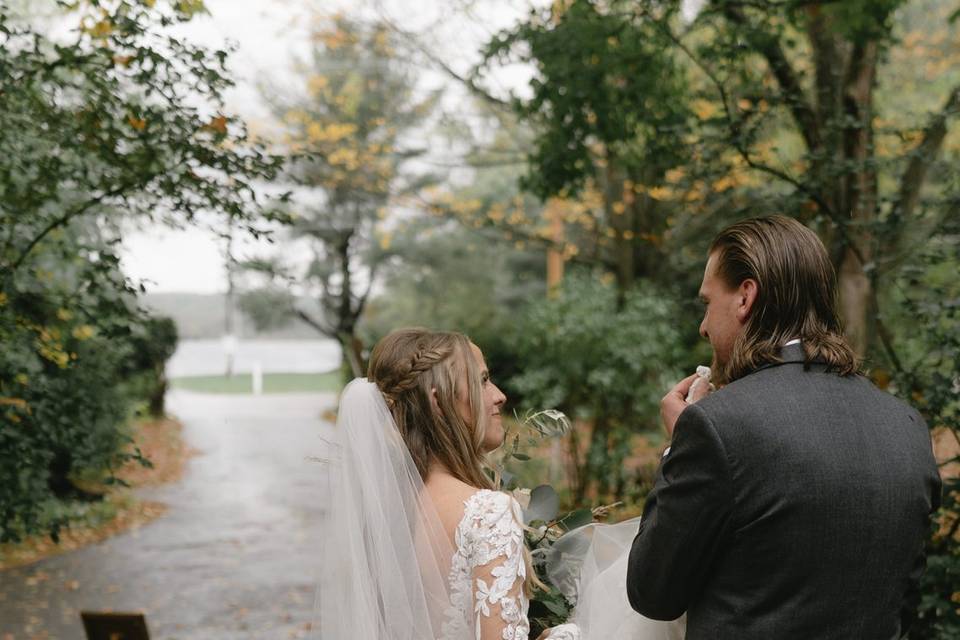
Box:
559 508 594 531
542 596 569 617
524 484 560 525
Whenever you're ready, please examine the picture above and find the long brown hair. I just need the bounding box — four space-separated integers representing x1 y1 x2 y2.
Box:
709 215 860 384
367 327 494 491
367 327 545 594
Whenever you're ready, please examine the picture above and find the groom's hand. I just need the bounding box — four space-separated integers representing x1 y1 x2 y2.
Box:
660 373 701 437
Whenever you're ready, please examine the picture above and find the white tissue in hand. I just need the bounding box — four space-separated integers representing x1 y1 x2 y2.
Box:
685 365 713 403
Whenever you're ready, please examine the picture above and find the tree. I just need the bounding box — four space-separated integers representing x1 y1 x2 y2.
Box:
243 14 439 377
483 1 692 298
0 0 283 541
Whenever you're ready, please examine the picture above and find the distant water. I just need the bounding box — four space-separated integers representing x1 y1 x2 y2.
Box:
167 338 342 377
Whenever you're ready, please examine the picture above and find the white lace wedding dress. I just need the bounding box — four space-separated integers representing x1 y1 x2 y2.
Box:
440 489 579 640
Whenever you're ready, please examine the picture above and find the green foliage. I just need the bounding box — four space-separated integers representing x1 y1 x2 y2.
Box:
0 233 154 541
238 286 299 333
508 273 687 501
124 315 178 417
884 223 960 638
0 0 276 542
484 0 691 198
0 2 285 278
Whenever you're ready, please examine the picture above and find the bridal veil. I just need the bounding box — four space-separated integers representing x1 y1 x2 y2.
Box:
316 378 460 639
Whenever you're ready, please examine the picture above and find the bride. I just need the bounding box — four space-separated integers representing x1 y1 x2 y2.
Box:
316 328 685 639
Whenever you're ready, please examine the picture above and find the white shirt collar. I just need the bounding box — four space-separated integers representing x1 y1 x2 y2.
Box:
783 338 801 346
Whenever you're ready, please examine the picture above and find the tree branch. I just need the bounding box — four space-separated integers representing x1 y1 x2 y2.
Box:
378 14 510 110
294 306 335 339
5 178 145 274
657 20 841 223
721 3 822 152
892 84 960 225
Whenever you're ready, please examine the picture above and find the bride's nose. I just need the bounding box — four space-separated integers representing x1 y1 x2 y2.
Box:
493 384 506 407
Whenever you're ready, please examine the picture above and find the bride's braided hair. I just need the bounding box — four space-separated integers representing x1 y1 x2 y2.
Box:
368 328 494 491
368 327 544 596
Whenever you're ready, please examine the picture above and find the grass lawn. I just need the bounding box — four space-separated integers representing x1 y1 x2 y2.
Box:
171 370 341 394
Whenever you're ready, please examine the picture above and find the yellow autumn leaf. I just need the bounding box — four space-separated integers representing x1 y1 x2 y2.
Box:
72 325 96 341
0 292 7 307
712 175 737 192
664 168 686 184
0 397 28 409
206 115 228 135
87 19 114 38
328 147 359 169
175 0 206 16
306 122 324 142
692 99 717 120
127 116 147 132
15 374 29 386
508 210 528 226
648 186 674 200
308 75 329 95
611 202 626 215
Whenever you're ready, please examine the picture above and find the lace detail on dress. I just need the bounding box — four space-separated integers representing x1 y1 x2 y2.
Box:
441 489 529 640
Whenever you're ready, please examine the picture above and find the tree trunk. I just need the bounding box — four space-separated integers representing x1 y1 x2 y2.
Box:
838 248 871 356
148 363 168 418
340 332 365 379
602 157 634 306
807 10 879 359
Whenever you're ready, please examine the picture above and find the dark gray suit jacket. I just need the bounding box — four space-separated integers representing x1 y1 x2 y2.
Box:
627 344 941 639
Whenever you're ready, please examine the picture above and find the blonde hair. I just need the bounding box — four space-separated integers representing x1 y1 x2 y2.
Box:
709 215 860 384
367 327 544 594
368 328 494 490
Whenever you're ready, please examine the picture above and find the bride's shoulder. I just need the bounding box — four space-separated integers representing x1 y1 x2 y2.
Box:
425 475 482 535
461 489 523 532
425 476 521 539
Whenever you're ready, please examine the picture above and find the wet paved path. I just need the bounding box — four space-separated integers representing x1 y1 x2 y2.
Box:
0 390 336 640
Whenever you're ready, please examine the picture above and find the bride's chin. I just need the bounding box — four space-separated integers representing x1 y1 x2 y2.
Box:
481 423 505 453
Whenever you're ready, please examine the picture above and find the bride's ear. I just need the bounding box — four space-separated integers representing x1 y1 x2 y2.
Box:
430 387 440 413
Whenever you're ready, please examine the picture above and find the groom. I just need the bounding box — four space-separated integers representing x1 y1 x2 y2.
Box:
626 216 941 639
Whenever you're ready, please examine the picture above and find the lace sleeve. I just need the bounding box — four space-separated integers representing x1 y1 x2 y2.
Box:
465 491 530 640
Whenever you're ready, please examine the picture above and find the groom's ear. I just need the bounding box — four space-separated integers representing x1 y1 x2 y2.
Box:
736 278 759 323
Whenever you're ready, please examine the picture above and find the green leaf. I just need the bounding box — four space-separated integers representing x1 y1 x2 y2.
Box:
559 508 594 531
542 596 569 617
524 484 559 524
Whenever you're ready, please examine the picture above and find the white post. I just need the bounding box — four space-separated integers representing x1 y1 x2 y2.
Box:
252 362 263 396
